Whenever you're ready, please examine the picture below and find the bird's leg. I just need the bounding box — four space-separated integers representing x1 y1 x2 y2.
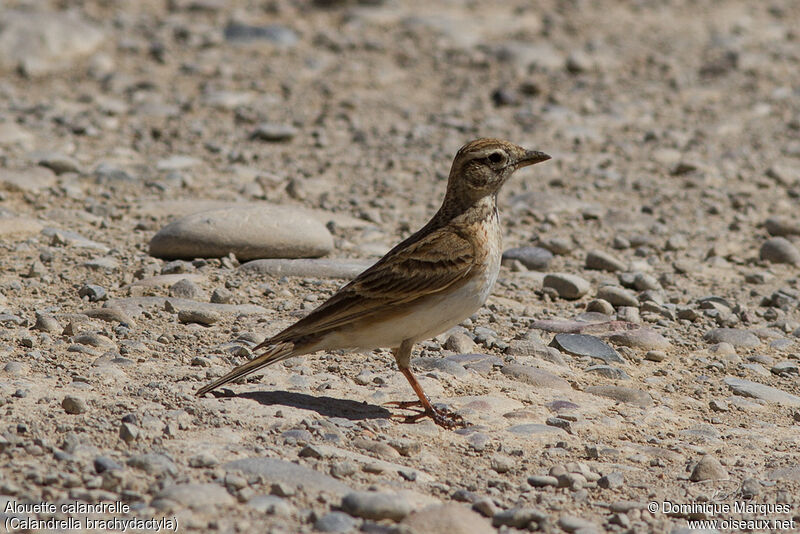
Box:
385 341 465 429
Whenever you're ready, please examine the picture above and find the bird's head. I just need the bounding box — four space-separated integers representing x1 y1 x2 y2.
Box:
446 138 550 203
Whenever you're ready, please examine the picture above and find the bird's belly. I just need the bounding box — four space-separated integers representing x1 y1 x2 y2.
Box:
328 263 500 350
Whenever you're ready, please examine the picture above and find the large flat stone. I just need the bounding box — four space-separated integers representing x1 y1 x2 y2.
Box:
149 205 333 261
723 377 800 407
224 457 351 496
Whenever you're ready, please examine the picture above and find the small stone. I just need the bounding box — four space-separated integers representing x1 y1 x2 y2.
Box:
444 332 476 353
543 273 591 300
224 22 298 46
33 313 62 333
585 250 626 272
490 454 515 473
598 472 624 489
314 511 358 533
690 455 728 482
586 299 614 315
502 247 553 270
247 495 294 516
765 217 800 237
760 237 800 265
177 309 220 325
644 350 667 362
211 287 234 304
541 237 573 255
558 515 599 532
596 285 639 307
38 153 81 175
168 278 202 299
94 456 122 473
528 475 559 487
703 328 760 347
551 334 624 364
709 399 729 412
340 491 411 522
78 284 107 302
472 497 498 518
492 507 547 529
61 396 87 414
608 328 672 350
119 422 140 443
250 123 297 142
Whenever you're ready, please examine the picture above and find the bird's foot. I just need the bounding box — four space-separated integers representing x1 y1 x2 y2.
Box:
387 401 466 429
384 400 424 411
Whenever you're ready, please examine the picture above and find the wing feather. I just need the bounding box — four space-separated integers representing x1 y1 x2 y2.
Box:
262 227 475 347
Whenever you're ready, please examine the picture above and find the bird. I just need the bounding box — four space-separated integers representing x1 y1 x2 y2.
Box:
197 138 551 428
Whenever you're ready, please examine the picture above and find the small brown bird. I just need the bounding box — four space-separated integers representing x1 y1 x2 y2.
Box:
197 139 550 427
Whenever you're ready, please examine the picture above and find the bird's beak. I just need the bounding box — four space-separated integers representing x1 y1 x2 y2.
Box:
516 150 551 168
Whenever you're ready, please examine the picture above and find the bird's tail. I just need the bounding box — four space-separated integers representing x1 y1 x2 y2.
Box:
196 342 295 396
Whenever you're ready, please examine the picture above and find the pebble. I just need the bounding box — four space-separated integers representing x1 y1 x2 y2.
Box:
93 456 122 473
584 386 653 408
689 455 728 482
239 258 372 279
119 422 139 443
598 472 624 489
528 475 559 487
314 511 358 533
33 313 62 333
224 22 299 47
608 328 672 350
765 217 800 237
127 453 178 477
1 168 56 193
78 284 107 302
759 237 800 265
490 454 515 473
340 491 412 521
0 11 104 76
500 364 571 390
149 206 333 261
247 495 294 516
723 377 800 406
596 286 639 307
541 237 573 255
586 299 614 315
543 273 591 299
444 333 476 353
585 250 626 272
502 246 553 270
551 333 624 364
558 515 599 532
250 123 298 142
61 396 87 414
402 503 495 534
177 309 220 325
169 278 205 300
210 287 234 304
492 507 547 529
703 328 760 347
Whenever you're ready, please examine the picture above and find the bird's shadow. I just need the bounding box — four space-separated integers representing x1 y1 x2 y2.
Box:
226 390 392 421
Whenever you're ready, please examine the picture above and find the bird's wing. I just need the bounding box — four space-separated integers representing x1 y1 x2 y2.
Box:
262 226 476 346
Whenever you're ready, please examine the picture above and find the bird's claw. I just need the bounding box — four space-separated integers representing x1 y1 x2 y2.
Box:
387 401 466 429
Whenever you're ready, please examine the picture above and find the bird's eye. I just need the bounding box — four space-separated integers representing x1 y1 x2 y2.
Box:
488 152 505 164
